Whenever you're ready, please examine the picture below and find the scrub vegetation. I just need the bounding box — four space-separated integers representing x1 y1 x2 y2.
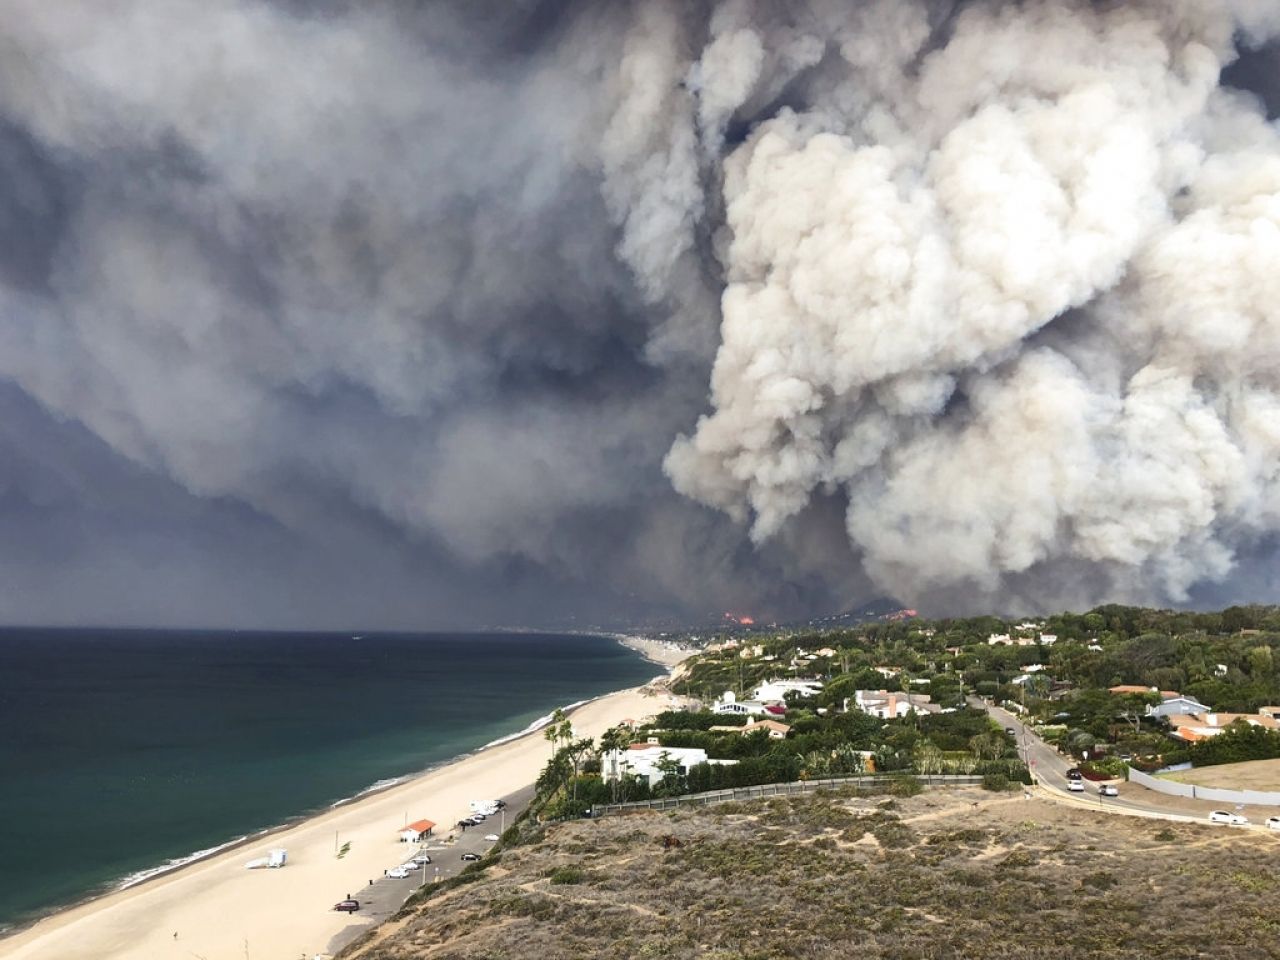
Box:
343 787 1280 960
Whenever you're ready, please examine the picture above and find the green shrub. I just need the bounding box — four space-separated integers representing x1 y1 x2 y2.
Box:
548 864 585 885
888 775 923 797
982 772 1010 792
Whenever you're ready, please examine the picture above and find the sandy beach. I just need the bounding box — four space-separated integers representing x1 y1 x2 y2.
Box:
0 651 689 960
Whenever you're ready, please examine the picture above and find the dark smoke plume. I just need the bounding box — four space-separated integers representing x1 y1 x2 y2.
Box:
0 0 1277 626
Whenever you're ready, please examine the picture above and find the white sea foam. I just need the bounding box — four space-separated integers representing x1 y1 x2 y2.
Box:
328 776 409 808
116 834 253 890
482 698 593 749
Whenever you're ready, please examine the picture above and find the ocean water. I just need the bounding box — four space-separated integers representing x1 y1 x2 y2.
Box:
0 629 657 930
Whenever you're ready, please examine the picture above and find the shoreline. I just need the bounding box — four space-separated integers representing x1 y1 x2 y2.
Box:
0 653 689 960
0 692 607 940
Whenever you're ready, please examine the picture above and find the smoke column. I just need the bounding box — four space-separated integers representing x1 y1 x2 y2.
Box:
0 0 1278 624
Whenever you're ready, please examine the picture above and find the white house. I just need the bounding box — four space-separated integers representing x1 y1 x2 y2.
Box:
601 745 737 785
712 691 777 716
753 679 823 702
1038 634 1058 645
988 633 1012 646
850 689 937 719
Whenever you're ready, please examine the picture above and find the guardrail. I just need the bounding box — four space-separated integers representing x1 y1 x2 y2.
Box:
592 774 985 816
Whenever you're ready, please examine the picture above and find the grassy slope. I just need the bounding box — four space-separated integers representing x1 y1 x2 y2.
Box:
346 787 1280 960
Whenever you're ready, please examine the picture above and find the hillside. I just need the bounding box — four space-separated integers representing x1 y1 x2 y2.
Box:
343 786 1280 960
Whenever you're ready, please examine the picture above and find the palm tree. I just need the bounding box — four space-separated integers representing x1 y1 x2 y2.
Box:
544 708 567 758
598 727 629 803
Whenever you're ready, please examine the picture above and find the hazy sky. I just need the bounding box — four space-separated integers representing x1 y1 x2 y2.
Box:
1 0 1279 629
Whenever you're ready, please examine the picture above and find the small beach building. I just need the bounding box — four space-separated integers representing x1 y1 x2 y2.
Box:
399 819 436 843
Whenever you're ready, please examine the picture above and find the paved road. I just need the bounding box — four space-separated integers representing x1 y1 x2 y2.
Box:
967 696 1254 823
324 783 536 956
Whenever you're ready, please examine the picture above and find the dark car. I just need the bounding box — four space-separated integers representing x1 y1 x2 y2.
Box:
493 799 507 809
1004 727 1016 735
333 899 360 913
1066 768 1082 780
457 818 476 827
461 852 482 862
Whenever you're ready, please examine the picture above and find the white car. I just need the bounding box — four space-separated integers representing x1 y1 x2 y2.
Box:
409 853 432 866
1208 810 1248 825
1265 817 1280 831
387 866 413 879
1097 784 1119 797
483 833 500 842
1067 780 1085 792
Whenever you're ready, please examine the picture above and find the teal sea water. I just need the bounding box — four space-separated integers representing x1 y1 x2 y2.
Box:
0 629 657 930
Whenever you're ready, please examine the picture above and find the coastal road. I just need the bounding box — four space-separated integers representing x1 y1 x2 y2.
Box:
324 784 536 956
967 696 1241 823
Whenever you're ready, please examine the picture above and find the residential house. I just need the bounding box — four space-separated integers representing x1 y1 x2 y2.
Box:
1164 711 1280 742
712 691 783 717
601 745 737 785
710 719 791 739
849 689 938 719
753 679 823 702
1146 696 1210 719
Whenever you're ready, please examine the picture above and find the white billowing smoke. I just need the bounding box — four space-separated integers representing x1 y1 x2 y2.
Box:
659 0 1280 609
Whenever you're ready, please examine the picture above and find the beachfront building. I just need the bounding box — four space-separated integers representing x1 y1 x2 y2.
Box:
601 745 738 786
752 679 823 702
399 819 435 843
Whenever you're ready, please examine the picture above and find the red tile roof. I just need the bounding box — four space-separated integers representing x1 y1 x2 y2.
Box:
404 819 435 833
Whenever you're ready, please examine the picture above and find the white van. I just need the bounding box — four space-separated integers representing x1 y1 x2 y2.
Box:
469 800 499 814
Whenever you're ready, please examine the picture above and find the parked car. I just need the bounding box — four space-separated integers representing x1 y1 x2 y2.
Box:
483 833 500 842
1067 780 1085 792
1098 784 1119 797
1265 817 1280 831
457 818 476 827
1209 810 1249 825
333 899 360 913
493 799 507 809
471 813 486 821
461 852 482 862
387 866 412 879
409 853 432 866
